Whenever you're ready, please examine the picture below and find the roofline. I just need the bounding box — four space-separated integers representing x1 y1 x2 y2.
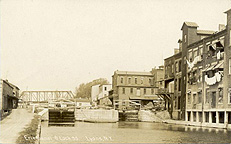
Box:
187 29 227 48
1 79 14 89
164 51 182 61
114 71 153 76
224 8 231 14
99 84 112 86
181 22 199 30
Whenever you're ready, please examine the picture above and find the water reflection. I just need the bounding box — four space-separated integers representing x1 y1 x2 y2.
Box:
41 121 231 143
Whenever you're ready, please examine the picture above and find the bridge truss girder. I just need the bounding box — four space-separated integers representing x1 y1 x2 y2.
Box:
20 91 74 102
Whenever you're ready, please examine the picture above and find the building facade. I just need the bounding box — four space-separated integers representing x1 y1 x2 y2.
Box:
75 98 91 108
183 9 231 128
0 79 19 119
91 84 100 103
157 48 182 119
180 22 216 120
91 84 112 106
111 70 159 110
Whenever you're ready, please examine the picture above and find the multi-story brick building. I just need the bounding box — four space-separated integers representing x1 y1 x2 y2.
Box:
151 66 164 89
182 9 231 128
158 46 182 119
180 22 216 120
111 70 158 110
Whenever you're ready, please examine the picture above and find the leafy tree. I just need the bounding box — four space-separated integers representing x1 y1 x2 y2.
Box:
74 78 109 99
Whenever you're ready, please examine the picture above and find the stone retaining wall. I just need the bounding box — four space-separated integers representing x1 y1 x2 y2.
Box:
75 109 119 122
138 110 170 122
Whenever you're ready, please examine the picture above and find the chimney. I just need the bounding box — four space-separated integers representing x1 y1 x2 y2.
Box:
219 24 226 31
225 9 231 28
178 39 182 52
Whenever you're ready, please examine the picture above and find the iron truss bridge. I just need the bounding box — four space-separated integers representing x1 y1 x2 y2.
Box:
20 91 74 102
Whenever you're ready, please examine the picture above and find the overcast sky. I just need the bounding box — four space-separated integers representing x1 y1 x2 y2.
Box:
1 0 231 92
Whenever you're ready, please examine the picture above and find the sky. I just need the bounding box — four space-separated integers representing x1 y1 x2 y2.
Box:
1 0 231 92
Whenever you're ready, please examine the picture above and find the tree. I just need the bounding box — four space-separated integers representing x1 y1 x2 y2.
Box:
74 78 109 99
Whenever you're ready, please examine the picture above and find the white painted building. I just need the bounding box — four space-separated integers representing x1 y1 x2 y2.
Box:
75 98 91 108
91 84 100 102
91 84 112 106
98 84 112 99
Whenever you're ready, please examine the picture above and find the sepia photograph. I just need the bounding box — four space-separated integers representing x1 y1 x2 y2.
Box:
1 0 231 143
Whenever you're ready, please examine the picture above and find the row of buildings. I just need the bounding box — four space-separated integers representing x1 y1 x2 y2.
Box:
0 79 20 119
92 9 231 127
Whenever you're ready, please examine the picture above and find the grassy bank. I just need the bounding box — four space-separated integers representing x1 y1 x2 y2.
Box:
16 115 40 144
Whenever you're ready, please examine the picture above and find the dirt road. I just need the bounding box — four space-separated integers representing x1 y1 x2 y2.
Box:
0 109 34 143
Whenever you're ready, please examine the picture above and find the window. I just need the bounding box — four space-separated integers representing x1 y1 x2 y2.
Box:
198 69 202 82
192 70 197 83
130 88 133 94
218 88 223 103
174 100 177 109
199 46 203 59
149 78 152 85
141 77 144 84
144 88 146 94
206 89 209 103
188 93 191 104
178 97 181 110
189 51 193 62
122 88 125 94
193 49 198 59
184 34 187 43
172 64 174 73
128 78 131 84
229 58 231 75
104 87 107 91
208 44 216 57
121 77 124 83
198 91 202 103
230 30 231 46
175 79 177 90
179 60 181 72
229 88 231 104
135 78 137 84
178 78 181 91
137 88 140 96
175 62 178 73
151 89 154 94
193 93 197 104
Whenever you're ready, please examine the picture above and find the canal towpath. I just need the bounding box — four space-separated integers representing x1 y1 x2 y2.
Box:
0 108 35 143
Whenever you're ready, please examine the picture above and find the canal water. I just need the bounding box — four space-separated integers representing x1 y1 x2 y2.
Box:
40 121 231 143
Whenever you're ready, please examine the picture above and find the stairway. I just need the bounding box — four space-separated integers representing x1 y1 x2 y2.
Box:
48 109 75 126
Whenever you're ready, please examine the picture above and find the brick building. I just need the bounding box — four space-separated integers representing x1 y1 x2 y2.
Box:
111 70 159 110
181 9 231 128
